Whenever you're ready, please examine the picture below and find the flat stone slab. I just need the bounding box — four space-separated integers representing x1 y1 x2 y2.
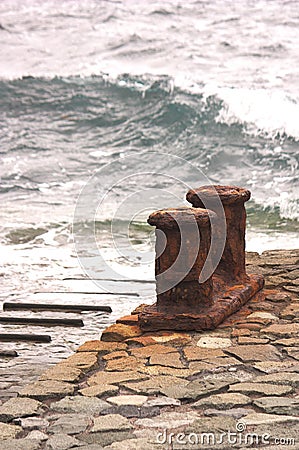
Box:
260 323 299 338
19 381 75 400
77 341 127 353
120 376 189 399
101 324 142 342
135 411 200 429
45 433 83 450
50 396 110 414
196 336 232 349
193 392 252 410
91 414 132 433
130 345 177 359
252 372 299 387
79 384 119 397
149 352 185 368
0 397 43 422
105 356 146 372
39 366 82 383
106 395 148 407
0 422 22 440
253 360 299 373
144 397 181 408
87 371 149 387
48 413 90 435
204 407 251 419
229 382 293 396
13 416 49 429
253 396 299 415
183 347 225 361
225 344 281 362
243 412 299 425
0 439 41 450
104 437 166 449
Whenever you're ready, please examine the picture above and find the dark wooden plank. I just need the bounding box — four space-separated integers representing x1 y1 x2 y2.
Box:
3 303 112 313
0 333 51 342
0 317 84 327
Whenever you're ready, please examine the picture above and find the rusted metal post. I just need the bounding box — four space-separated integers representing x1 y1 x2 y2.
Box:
186 185 250 283
148 207 215 314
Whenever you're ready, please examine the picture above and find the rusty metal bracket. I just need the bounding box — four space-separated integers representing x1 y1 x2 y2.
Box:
138 185 264 331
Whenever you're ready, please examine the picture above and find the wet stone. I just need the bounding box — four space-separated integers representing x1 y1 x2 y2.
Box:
48 413 90 435
253 396 299 415
192 392 252 410
229 382 293 396
0 397 43 422
225 344 281 362
45 433 83 450
50 396 110 414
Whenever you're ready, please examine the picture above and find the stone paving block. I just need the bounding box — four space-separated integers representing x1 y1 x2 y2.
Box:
19 381 75 400
196 336 232 349
106 395 148 407
182 379 233 400
253 396 299 415
253 360 299 373
149 351 185 369
101 324 142 342
77 341 127 353
229 382 293 396
39 366 82 383
104 437 166 449
183 347 225 361
0 422 22 440
189 356 242 375
80 430 134 447
135 411 200 429
140 365 192 378
224 344 281 362
25 430 48 440
0 439 41 450
130 344 177 359
13 416 49 429
192 392 252 410
252 372 299 387
102 351 128 360
87 370 149 386
121 375 189 399
79 384 119 397
243 412 299 425
90 414 132 433
203 407 251 419
48 413 90 435
45 433 83 450
144 396 181 408
50 396 110 414
0 397 44 422
59 352 98 371
261 323 299 339
105 356 146 372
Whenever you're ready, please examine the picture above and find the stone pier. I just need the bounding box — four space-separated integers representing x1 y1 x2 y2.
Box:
0 249 297 449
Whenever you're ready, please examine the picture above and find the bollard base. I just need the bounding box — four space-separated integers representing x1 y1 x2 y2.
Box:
138 274 264 331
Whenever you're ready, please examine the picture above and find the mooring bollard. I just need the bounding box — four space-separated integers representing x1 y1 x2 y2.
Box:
186 185 250 282
148 207 215 314
138 185 264 331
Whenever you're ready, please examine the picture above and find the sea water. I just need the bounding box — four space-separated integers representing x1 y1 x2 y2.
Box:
0 1 298 351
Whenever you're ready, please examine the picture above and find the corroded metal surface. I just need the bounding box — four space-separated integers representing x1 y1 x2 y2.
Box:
139 185 264 331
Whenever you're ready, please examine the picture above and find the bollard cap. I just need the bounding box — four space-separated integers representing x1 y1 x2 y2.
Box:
186 185 251 207
148 206 216 229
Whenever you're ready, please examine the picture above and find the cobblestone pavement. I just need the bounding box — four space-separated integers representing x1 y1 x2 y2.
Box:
0 249 298 449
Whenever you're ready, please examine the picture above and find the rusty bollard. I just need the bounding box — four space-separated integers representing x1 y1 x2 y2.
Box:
148 207 215 314
186 185 250 283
